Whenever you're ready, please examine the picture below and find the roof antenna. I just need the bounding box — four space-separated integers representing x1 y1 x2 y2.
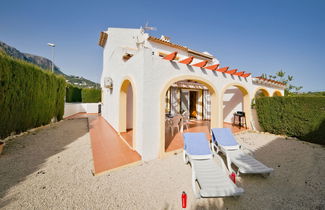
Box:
142 21 157 31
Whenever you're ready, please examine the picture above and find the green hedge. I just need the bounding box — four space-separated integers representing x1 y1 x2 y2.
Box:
65 85 101 103
66 84 82 102
255 96 325 145
0 53 66 139
81 88 101 103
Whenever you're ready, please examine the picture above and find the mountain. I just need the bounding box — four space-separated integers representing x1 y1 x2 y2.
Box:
0 41 64 75
0 41 99 88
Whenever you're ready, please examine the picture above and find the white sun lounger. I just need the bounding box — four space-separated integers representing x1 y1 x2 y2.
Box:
211 128 273 176
183 132 244 198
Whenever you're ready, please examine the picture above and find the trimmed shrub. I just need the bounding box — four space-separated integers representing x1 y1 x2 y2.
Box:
0 53 66 139
66 84 82 102
81 88 101 103
255 96 325 145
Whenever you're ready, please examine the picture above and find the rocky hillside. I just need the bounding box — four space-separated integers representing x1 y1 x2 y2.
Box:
0 41 99 88
0 41 64 74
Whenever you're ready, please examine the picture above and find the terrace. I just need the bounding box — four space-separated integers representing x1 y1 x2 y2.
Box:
68 113 246 175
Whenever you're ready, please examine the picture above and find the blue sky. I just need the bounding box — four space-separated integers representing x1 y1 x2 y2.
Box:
1 0 324 92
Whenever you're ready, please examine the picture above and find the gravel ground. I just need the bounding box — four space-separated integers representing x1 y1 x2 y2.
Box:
0 118 324 210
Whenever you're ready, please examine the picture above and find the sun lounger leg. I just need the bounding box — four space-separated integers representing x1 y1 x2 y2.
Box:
211 143 219 155
262 172 271 178
211 142 216 153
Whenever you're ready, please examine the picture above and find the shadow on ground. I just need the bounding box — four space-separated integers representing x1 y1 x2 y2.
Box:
0 118 88 208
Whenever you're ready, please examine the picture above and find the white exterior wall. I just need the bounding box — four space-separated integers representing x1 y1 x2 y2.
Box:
87 103 99 113
252 83 284 97
101 28 143 130
64 103 99 118
223 87 243 123
101 51 145 155
101 28 147 156
100 27 285 161
139 49 256 160
64 103 86 117
148 42 188 58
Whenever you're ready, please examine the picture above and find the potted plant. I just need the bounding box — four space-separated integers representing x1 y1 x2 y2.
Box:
0 141 4 155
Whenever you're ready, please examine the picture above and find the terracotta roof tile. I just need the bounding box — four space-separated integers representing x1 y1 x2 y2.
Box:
254 76 286 86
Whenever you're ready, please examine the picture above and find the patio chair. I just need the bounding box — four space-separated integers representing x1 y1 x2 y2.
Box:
168 115 182 136
211 128 273 176
183 132 244 198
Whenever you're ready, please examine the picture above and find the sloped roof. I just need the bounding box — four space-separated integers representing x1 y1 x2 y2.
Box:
253 76 286 87
148 36 214 61
148 36 188 51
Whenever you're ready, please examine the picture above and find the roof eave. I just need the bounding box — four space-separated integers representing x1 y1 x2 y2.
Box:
148 36 188 51
188 49 214 60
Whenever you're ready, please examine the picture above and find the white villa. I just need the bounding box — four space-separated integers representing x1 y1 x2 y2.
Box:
98 27 285 161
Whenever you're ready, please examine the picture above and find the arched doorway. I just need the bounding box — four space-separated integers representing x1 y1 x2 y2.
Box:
119 79 136 149
254 88 270 97
251 87 270 131
222 84 250 131
273 90 282 96
251 88 270 109
159 76 219 157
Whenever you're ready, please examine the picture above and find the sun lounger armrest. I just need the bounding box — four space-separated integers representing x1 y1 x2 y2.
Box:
223 145 241 151
189 154 214 160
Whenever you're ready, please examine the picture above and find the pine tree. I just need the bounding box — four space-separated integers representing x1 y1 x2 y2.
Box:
261 70 302 95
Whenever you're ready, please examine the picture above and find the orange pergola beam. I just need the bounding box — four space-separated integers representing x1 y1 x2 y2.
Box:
234 71 245 76
192 60 208 67
225 69 238 74
163 51 178 61
205 64 219 70
242 73 251 78
179 56 194 64
216 67 229 72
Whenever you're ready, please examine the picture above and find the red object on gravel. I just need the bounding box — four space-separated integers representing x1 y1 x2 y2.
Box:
182 191 187 208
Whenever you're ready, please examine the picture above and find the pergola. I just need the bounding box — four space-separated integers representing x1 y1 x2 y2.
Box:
164 51 252 78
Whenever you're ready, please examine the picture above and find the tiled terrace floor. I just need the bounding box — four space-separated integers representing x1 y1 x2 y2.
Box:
120 129 133 148
165 120 247 153
88 115 141 175
68 113 141 175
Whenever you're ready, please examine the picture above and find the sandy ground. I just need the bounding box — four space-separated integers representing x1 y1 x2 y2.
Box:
0 118 324 210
